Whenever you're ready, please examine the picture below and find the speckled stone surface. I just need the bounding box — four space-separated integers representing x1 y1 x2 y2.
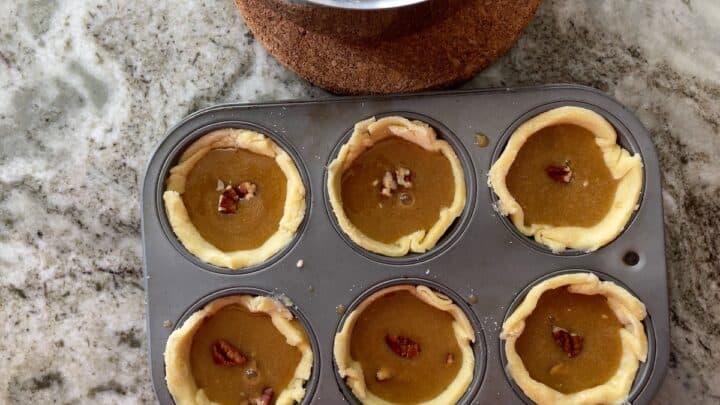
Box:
0 0 717 404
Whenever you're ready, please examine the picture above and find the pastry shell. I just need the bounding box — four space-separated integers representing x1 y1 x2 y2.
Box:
163 128 305 269
164 295 313 405
334 285 475 405
327 116 466 257
501 273 648 405
488 106 643 252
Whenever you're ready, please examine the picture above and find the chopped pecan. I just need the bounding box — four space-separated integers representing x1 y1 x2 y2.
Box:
445 353 455 366
552 326 583 358
236 181 257 200
211 339 247 367
395 167 412 188
225 185 241 201
385 334 421 358
379 167 414 198
218 182 257 214
380 171 398 197
375 367 392 382
218 186 240 214
546 164 573 183
253 387 274 405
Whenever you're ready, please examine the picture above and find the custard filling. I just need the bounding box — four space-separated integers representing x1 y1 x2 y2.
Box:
189 304 303 404
341 137 455 244
515 287 623 394
182 148 287 252
349 291 462 403
505 125 619 228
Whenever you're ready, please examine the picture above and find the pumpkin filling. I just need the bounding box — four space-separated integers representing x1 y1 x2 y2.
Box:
182 148 287 252
515 287 623 394
349 291 463 404
340 137 455 244
505 125 619 228
189 303 303 405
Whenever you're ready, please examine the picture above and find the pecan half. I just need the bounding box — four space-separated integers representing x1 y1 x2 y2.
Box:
546 164 573 183
254 387 274 405
552 326 584 358
211 339 247 367
385 334 421 358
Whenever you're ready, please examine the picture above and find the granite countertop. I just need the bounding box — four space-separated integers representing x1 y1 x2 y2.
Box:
1 0 718 403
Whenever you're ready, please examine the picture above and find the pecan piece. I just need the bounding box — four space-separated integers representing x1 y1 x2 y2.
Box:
218 182 257 214
552 326 584 358
380 171 398 197
385 334 421 358
546 164 573 183
211 339 247 367
236 181 257 200
218 186 240 214
253 387 274 405
395 167 413 188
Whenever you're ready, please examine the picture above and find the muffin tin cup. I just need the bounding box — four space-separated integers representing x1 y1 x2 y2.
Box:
171 287 322 404
324 111 477 266
141 84 669 404
332 277 487 404
488 101 647 257
499 268 657 404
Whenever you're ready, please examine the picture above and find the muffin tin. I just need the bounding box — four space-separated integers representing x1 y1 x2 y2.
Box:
141 84 669 404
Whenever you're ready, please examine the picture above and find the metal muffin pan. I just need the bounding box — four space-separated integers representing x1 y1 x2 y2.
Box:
141 84 668 404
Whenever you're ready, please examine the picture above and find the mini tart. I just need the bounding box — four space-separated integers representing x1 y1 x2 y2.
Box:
327 116 466 257
164 128 305 269
165 295 313 405
334 285 475 405
488 106 643 252
501 273 648 405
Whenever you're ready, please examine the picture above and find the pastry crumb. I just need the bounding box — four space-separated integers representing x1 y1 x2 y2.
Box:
296 259 304 268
